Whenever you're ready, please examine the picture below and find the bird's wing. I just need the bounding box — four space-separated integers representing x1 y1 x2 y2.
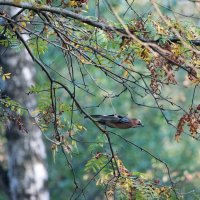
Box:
89 115 105 119
90 114 129 123
118 116 130 123
90 115 119 122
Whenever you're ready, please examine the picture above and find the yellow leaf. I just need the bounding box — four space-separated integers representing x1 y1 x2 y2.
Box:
72 140 76 146
31 109 40 115
13 0 21 3
51 144 58 163
2 73 11 80
4 72 11 76
67 1 78 7
191 77 200 84
76 124 87 131
79 55 91 64
21 21 26 28
175 133 181 142
123 70 129 78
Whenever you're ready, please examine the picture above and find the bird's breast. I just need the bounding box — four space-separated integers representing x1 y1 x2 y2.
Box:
106 122 132 129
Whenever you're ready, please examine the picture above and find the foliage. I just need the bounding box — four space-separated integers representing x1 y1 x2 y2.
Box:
0 67 27 132
85 153 172 199
0 0 200 199
176 105 200 141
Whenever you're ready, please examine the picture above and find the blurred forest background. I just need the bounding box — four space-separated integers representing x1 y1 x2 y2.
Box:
0 0 200 199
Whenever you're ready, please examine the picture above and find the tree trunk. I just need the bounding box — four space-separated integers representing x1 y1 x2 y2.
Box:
0 8 49 200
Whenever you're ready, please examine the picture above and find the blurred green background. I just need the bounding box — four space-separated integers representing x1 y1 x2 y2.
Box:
0 0 200 199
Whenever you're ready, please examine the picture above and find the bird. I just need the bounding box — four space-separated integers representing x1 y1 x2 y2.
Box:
85 114 144 129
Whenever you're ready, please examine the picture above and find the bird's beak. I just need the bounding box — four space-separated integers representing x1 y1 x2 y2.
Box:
140 123 144 127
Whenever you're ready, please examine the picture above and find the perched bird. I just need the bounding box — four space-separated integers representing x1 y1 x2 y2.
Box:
85 114 143 129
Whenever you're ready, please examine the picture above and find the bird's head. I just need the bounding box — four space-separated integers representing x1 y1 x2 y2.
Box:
131 119 144 127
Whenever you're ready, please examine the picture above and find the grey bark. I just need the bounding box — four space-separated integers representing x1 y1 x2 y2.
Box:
0 7 49 200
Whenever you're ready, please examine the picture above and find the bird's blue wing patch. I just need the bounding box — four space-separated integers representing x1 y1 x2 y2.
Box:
119 116 130 123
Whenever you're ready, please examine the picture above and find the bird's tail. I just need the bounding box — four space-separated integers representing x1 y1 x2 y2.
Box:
84 115 103 119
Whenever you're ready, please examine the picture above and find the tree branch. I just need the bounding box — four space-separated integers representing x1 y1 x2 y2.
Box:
0 1 199 46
